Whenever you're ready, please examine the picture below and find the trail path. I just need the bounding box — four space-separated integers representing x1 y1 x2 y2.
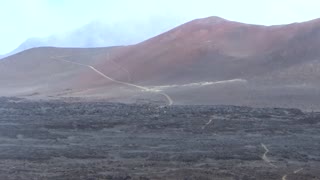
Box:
50 56 173 106
282 168 304 180
261 143 277 167
202 118 213 129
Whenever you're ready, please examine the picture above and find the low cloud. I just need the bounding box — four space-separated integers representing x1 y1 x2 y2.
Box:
1 0 320 54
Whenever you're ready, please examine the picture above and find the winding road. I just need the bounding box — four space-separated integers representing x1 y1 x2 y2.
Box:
50 56 173 106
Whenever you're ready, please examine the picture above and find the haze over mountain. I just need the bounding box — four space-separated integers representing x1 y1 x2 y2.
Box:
1 16 320 110
0 17 184 59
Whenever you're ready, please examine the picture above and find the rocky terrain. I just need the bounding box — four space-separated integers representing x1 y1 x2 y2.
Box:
0 97 319 180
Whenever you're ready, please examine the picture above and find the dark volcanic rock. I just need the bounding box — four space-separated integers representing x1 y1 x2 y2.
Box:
0 97 319 180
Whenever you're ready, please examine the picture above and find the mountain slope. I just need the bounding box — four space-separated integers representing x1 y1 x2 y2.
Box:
1 17 320 109
96 17 320 86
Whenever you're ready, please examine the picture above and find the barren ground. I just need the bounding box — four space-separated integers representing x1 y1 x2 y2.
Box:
0 97 319 180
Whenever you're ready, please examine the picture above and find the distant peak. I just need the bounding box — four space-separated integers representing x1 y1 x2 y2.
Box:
192 16 228 25
206 16 227 21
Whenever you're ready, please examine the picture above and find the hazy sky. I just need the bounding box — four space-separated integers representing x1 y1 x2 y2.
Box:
1 0 320 54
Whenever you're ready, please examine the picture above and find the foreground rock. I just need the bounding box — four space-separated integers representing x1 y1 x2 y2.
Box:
0 97 319 180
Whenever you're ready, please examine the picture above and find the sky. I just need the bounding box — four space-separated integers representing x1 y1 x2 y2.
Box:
1 0 320 54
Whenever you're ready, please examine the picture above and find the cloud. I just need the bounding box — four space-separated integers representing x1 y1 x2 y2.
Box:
1 0 320 54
